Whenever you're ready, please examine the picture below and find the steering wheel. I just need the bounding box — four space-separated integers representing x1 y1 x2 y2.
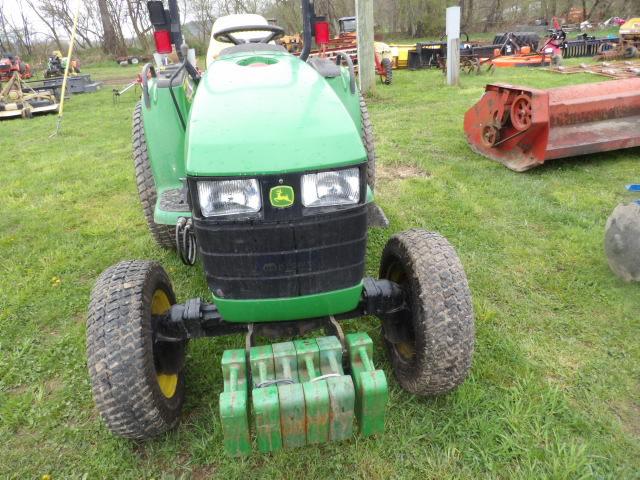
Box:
213 25 285 46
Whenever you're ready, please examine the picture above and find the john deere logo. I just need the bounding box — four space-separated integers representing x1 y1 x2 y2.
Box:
269 185 294 208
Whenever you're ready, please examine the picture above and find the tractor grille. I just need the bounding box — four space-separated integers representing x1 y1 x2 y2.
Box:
189 170 368 300
194 205 367 299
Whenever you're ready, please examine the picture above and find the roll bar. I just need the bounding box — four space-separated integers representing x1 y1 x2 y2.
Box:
152 0 318 62
166 0 183 60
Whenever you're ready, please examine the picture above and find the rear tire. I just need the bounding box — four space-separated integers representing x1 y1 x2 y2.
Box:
360 95 376 190
87 260 186 439
379 229 474 396
133 102 175 249
624 46 639 59
381 58 393 85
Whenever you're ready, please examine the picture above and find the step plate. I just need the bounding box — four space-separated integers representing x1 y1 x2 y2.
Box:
159 188 189 212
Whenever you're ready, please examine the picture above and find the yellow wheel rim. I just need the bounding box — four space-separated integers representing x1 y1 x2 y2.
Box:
396 341 415 361
151 289 171 315
157 373 178 398
152 289 178 398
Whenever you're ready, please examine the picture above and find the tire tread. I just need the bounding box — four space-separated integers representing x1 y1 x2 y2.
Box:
87 260 183 439
381 229 475 396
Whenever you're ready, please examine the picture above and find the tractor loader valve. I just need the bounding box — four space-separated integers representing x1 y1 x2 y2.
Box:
464 78 640 171
219 333 387 456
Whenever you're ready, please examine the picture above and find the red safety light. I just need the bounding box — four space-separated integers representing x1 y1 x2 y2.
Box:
154 30 172 54
314 20 330 45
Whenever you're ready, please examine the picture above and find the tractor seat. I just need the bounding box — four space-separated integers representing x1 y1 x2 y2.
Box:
307 57 341 78
207 13 276 68
220 43 287 57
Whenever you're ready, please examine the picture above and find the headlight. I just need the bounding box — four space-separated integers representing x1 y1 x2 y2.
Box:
301 167 360 208
197 179 261 217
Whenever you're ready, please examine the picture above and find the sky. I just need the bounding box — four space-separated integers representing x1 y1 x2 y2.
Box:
3 1 64 40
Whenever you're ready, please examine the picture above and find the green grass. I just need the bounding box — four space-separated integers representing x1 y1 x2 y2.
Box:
1 63 639 479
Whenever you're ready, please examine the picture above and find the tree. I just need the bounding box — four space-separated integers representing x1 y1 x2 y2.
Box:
0 4 13 52
127 0 152 50
189 0 216 45
98 0 122 55
24 0 63 51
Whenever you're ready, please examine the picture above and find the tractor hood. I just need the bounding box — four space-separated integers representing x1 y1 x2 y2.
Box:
185 51 365 176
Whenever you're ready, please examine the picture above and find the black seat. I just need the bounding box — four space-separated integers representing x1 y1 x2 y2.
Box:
307 57 341 78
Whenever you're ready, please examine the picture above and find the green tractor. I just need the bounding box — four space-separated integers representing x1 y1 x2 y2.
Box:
87 0 475 455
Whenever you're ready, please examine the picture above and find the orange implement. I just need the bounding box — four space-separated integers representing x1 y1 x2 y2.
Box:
491 54 550 67
463 78 640 171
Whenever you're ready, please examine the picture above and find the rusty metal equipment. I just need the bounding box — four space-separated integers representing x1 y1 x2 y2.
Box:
562 35 619 58
463 78 640 171
0 72 59 119
0 53 31 82
548 60 640 79
596 18 640 60
301 16 393 85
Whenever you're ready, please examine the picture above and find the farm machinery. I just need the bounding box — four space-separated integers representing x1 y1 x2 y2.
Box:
325 16 393 85
87 0 474 455
45 50 80 78
278 14 393 85
463 77 640 171
596 17 640 60
489 21 619 68
491 26 566 67
0 53 31 82
0 72 58 119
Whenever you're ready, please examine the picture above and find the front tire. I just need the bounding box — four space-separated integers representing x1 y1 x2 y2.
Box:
87 260 186 439
624 46 638 59
379 229 474 396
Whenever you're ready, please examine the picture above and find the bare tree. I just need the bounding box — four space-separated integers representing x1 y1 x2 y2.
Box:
0 3 14 52
97 0 122 54
127 0 152 49
189 0 216 45
24 0 63 50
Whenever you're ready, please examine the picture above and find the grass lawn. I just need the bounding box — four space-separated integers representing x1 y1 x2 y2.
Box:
1 63 638 479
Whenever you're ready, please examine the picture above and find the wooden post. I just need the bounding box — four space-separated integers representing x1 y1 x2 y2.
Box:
356 0 375 94
446 6 461 86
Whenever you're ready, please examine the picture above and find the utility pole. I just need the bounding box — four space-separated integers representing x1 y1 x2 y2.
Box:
446 6 461 86
356 0 375 94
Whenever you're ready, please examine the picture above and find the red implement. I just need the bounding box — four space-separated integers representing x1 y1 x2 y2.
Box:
463 78 640 171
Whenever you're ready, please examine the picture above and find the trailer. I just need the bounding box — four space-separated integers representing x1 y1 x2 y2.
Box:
24 74 102 97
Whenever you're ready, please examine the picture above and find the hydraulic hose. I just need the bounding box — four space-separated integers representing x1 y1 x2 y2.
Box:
335 52 356 94
168 63 186 130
